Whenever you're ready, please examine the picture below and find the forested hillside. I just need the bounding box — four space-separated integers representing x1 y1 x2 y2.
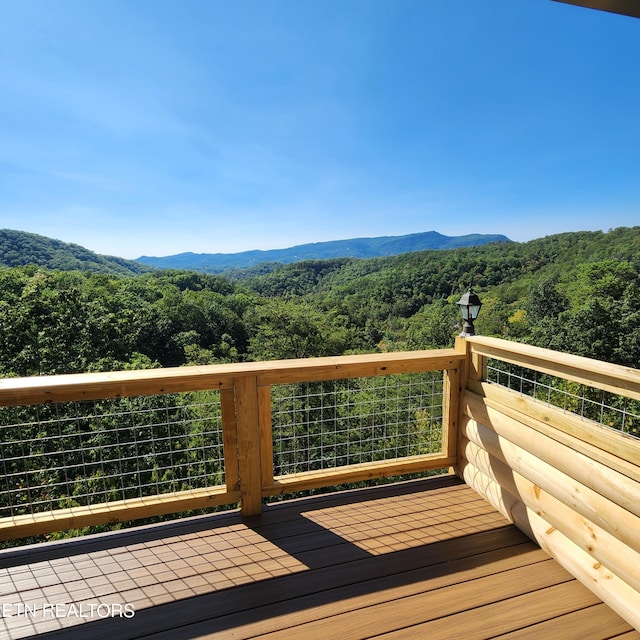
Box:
0 229 151 275
1 226 638 377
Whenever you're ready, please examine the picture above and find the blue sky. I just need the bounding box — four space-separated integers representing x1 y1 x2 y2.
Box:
1 0 638 259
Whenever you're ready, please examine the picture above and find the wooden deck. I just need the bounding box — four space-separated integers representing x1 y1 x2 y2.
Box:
0 475 637 640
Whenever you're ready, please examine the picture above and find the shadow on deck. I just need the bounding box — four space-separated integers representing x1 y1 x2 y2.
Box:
0 476 637 639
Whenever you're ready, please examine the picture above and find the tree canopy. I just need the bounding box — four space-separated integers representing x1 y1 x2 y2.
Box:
0 226 638 377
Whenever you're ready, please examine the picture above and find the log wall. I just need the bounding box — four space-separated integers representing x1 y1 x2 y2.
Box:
458 336 640 631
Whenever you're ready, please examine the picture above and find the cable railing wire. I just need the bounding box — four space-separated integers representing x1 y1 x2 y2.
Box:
270 372 444 476
486 359 639 439
0 391 225 519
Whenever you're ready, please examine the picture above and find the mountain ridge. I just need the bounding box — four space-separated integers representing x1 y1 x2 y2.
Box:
137 231 511 272
0 228 510 276
0 229 151 276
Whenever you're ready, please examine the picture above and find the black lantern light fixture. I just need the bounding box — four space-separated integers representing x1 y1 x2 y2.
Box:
456 286 482 337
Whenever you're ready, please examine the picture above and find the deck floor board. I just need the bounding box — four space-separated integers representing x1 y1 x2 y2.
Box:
0 475 637 639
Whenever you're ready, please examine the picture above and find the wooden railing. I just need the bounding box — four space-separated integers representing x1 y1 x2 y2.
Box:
0 348 463 541
459 335 640 630
1 337 639 627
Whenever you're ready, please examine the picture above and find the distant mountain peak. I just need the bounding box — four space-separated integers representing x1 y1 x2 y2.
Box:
137 231 511 273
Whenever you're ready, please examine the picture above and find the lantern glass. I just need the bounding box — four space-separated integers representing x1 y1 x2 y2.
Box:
461 303 481 321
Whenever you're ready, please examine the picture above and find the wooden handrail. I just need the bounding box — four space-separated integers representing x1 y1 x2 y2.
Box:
467 335 640 401
0 349 462 407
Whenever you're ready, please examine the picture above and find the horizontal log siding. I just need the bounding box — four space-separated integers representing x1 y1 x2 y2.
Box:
460 338 640 631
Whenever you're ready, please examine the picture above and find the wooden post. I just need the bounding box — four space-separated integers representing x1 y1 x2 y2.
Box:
220 387 239 493
469 344 487 384
441 367 460 462
451 336 471 478
234 376 263 516
258 385 274 490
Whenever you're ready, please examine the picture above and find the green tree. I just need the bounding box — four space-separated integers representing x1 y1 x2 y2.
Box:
525 277 568 323
405 300 458 349
247 299 350 360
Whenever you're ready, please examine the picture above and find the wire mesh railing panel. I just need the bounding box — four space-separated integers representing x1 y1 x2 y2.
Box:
487 359 640 439
0 390 225 519
270 372 444 476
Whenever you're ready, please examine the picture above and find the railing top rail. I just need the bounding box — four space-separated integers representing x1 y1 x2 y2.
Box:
0 349 463 407
467 336 640 402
